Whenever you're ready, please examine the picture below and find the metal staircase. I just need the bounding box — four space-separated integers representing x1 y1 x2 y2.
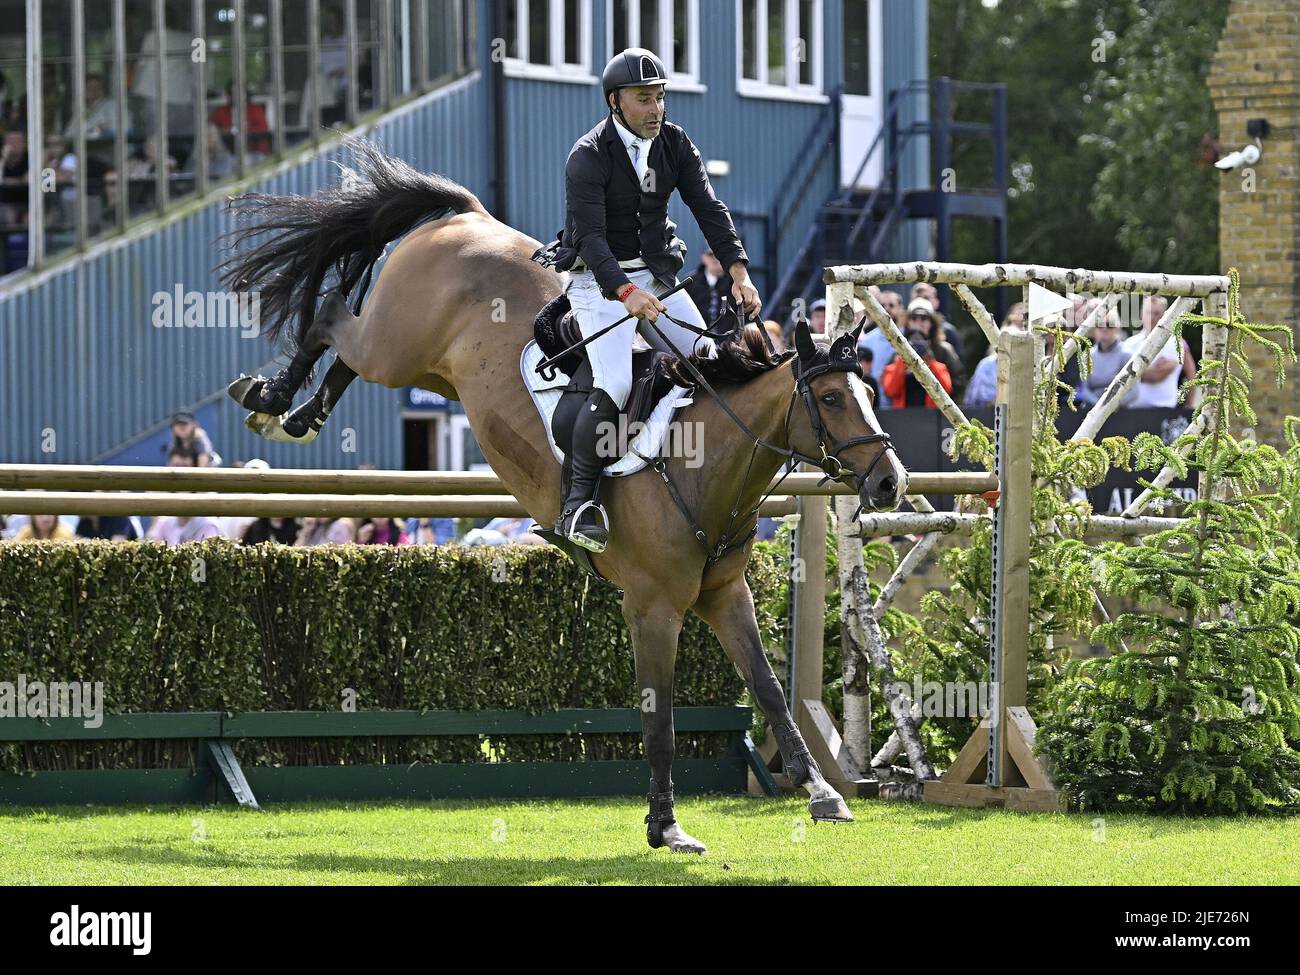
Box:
762 78 1009 324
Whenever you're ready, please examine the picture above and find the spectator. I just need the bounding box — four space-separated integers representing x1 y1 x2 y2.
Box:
168 411 220 467
0 129 29 227
99 169 120 227
907 297 965 396
1121 295 1182 408
880 322 953 409
132 9 196 145
483 517 545 544
75 515 141 542
1042 328 1081 409
1076 309 1137 409
63 74 121 144
911 282 965 361
126 135 177 180
856 345 881 405
685 248 732 325
963 302 1025 408
205 122 239 180
216 458 267 539
296 517 356 545
316 4 349 127
406 517 457 544
241 517 300 545
147 512 221 544
12 514 76 542
2 513 78 539
208 82 272 157
356 517 410 545
807 299 827 336
42 134 76 182
857 287 899 405
1179 335 1200 409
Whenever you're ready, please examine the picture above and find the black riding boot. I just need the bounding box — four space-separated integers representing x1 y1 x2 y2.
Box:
556 387 619 553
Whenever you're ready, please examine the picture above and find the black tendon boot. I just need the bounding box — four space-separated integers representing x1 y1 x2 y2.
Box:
644 783 676 849
557 387 619 552
772 719 823 787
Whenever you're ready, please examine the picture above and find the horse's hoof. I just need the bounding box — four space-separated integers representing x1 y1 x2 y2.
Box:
648 822 707 855
230 374 295 414
244 411 319 444
809 794 854 823
228 374 266 409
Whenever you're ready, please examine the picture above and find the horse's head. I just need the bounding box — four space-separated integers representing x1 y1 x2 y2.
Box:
789 318 907 512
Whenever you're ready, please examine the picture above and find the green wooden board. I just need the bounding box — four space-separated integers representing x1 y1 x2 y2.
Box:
0 712 224 742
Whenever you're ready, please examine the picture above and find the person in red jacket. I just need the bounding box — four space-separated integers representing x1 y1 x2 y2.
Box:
881 327 953 409
209 83 271 156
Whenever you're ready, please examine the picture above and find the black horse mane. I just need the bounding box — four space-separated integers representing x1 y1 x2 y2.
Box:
663 322 791 388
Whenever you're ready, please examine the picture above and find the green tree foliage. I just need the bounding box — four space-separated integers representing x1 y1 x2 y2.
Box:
1039 271 1300 813
930 0 1227 299
1082 0 1229 273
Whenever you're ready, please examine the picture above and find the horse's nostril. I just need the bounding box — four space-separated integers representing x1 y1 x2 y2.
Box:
877 476 896 497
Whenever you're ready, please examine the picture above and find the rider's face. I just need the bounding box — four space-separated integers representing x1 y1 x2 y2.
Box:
613 85 665 138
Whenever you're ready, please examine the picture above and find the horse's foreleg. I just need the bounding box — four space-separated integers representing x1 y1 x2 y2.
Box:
623 595 706 854
694 577 853 822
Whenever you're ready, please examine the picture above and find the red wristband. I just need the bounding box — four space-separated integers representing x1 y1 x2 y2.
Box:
617 283 639 302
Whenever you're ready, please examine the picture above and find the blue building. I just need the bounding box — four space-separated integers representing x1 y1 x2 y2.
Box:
0 1 991 473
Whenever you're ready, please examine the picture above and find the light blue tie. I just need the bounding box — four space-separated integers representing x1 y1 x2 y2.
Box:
632 139 650 186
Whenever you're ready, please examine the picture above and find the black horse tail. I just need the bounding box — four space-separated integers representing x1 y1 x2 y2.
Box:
218 135 487 350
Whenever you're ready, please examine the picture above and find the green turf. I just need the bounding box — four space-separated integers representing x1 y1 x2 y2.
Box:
3 796 1295 885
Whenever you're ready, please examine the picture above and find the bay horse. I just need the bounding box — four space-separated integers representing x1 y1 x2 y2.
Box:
220 139 906 853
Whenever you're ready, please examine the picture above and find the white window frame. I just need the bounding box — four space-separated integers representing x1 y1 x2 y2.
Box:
606 0 705 92
735 0 827 104
503 0 597 84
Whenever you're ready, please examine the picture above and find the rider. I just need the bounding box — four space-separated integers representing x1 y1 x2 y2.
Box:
548 47 762 553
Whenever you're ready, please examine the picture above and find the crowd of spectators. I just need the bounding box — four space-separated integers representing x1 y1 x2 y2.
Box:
823 286 1197 414
0 410 542 550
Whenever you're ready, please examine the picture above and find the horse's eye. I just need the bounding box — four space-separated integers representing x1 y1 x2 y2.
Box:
821 393 838 406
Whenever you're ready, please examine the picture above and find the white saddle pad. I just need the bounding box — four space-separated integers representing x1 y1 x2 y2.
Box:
520 339 694 477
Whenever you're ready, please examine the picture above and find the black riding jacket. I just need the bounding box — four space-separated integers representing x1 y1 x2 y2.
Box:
546 116 749 301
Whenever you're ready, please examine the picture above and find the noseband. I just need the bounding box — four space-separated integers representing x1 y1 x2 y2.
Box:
789 355 897 495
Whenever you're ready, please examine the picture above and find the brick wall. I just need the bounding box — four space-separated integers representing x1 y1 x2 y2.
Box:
1208 0 1300 442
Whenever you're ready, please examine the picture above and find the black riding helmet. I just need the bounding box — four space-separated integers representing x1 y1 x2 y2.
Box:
601 47 669 127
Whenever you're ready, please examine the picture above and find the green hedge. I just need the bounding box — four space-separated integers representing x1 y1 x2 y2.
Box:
0 540 793 772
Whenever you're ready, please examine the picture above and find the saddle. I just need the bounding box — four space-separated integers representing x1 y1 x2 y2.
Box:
533 292 679 446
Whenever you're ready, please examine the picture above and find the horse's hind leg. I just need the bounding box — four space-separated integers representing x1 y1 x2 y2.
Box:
244 355 358 443
623 594 708 854
693 577 853 822
229 290 347 414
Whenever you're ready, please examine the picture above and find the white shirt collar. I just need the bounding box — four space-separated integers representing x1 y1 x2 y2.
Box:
612 115 652 150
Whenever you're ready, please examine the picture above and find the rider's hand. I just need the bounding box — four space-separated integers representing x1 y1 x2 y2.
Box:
622 288 667 322
729 265 761 319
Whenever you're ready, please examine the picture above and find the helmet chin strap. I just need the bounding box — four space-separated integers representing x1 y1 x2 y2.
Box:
608 91 667 134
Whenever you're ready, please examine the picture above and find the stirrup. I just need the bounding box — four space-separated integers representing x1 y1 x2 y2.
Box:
565 500 609 553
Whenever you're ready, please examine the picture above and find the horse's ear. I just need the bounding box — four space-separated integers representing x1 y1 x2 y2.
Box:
794 317 817 362
850 320 864 345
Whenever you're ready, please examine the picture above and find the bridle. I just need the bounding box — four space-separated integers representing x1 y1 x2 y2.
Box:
635 305 900 564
